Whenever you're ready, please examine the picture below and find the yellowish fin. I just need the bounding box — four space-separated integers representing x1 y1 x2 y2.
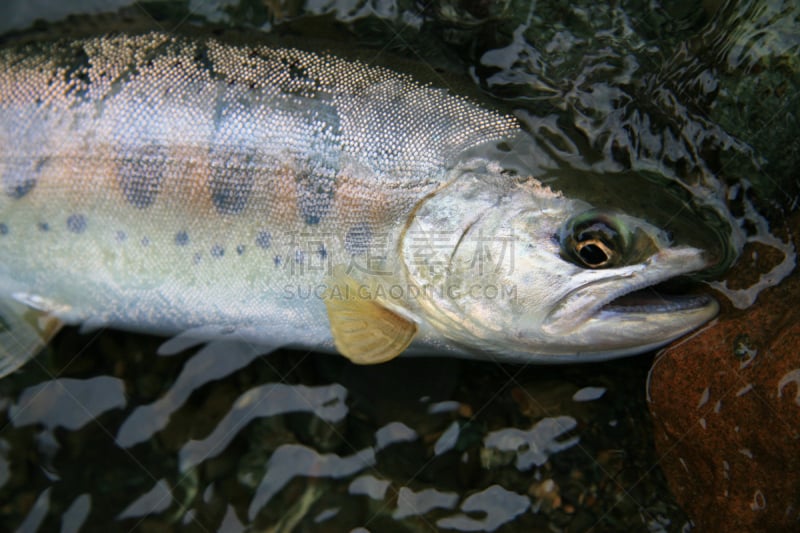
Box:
0 298 62 377
323 269 417 364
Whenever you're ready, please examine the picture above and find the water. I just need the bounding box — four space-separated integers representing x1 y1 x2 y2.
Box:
2 333 675 531
0 0 797 531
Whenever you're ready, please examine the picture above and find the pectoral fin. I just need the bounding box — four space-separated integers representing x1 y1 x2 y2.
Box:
323 271 417 364
0 298 62 378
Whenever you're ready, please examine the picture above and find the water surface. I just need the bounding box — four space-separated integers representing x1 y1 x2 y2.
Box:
1 0 797 531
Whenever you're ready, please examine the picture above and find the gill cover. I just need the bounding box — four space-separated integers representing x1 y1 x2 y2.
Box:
400 160 717 362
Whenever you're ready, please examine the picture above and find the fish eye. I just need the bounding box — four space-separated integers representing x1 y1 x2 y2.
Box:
560 210 627 269
575 239 613 267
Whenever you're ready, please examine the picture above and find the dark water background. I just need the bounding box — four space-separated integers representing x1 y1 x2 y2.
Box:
0 0 798 531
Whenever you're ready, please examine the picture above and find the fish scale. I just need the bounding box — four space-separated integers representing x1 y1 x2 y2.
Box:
0 32 516 350
0 31 718 374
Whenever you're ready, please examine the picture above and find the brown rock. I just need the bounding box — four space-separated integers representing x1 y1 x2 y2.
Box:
648 217 800 531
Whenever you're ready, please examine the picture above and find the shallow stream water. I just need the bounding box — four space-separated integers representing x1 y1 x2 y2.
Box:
0 1 798 531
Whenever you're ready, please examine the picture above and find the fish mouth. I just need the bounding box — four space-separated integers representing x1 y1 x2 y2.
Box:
543 245 717 336
600 288 714 314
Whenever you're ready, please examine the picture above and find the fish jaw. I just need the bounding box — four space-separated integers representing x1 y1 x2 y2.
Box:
537 245 719 360
475 242 719 362
542 245 714 334
556 293 719 360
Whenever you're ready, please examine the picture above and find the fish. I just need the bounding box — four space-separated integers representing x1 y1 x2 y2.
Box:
0 31 718 376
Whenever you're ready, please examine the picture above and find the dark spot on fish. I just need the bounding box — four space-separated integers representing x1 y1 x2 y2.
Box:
193 47 215 76
274 255 281 266
296 170 335 226
211 245 224 258
63 46 92 100
111 62 140 88
5 177 35 199
256 230 271 249
318 244 327 260
141 237 150 247
2 158 47 199
295 101 341 225
118 145 166 208
116 230 127 242
280 57 321 97
208 147 255 215
236 244 246 255
67 214 87 234
288 63 308 81
193 252 202 265
66 72 90 100
38 222 49 232
295 250 304 264
0 223 8 235
175 231 189 246
345 223 372 255
496 141 512 152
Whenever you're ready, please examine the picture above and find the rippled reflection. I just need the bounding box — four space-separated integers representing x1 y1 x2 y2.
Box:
437 485 530 531
11 377 126 431
1 331 670 530
179 381 349 471
0 0 797 531
483 416 579 470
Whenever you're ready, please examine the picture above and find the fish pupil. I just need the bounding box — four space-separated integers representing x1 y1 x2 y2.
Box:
578 242 608 266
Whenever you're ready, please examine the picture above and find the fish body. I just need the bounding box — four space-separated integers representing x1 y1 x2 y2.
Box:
0 32 717 374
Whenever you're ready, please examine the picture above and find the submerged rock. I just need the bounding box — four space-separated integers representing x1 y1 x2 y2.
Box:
648 214 800 531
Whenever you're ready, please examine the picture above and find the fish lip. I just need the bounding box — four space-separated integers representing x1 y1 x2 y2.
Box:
600 290 714 314
542 246 714 335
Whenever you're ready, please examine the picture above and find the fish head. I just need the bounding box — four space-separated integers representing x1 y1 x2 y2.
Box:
400 161 718 362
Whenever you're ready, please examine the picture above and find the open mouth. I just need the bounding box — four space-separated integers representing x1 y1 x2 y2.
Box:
602 287 714 314
543 245 718 335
